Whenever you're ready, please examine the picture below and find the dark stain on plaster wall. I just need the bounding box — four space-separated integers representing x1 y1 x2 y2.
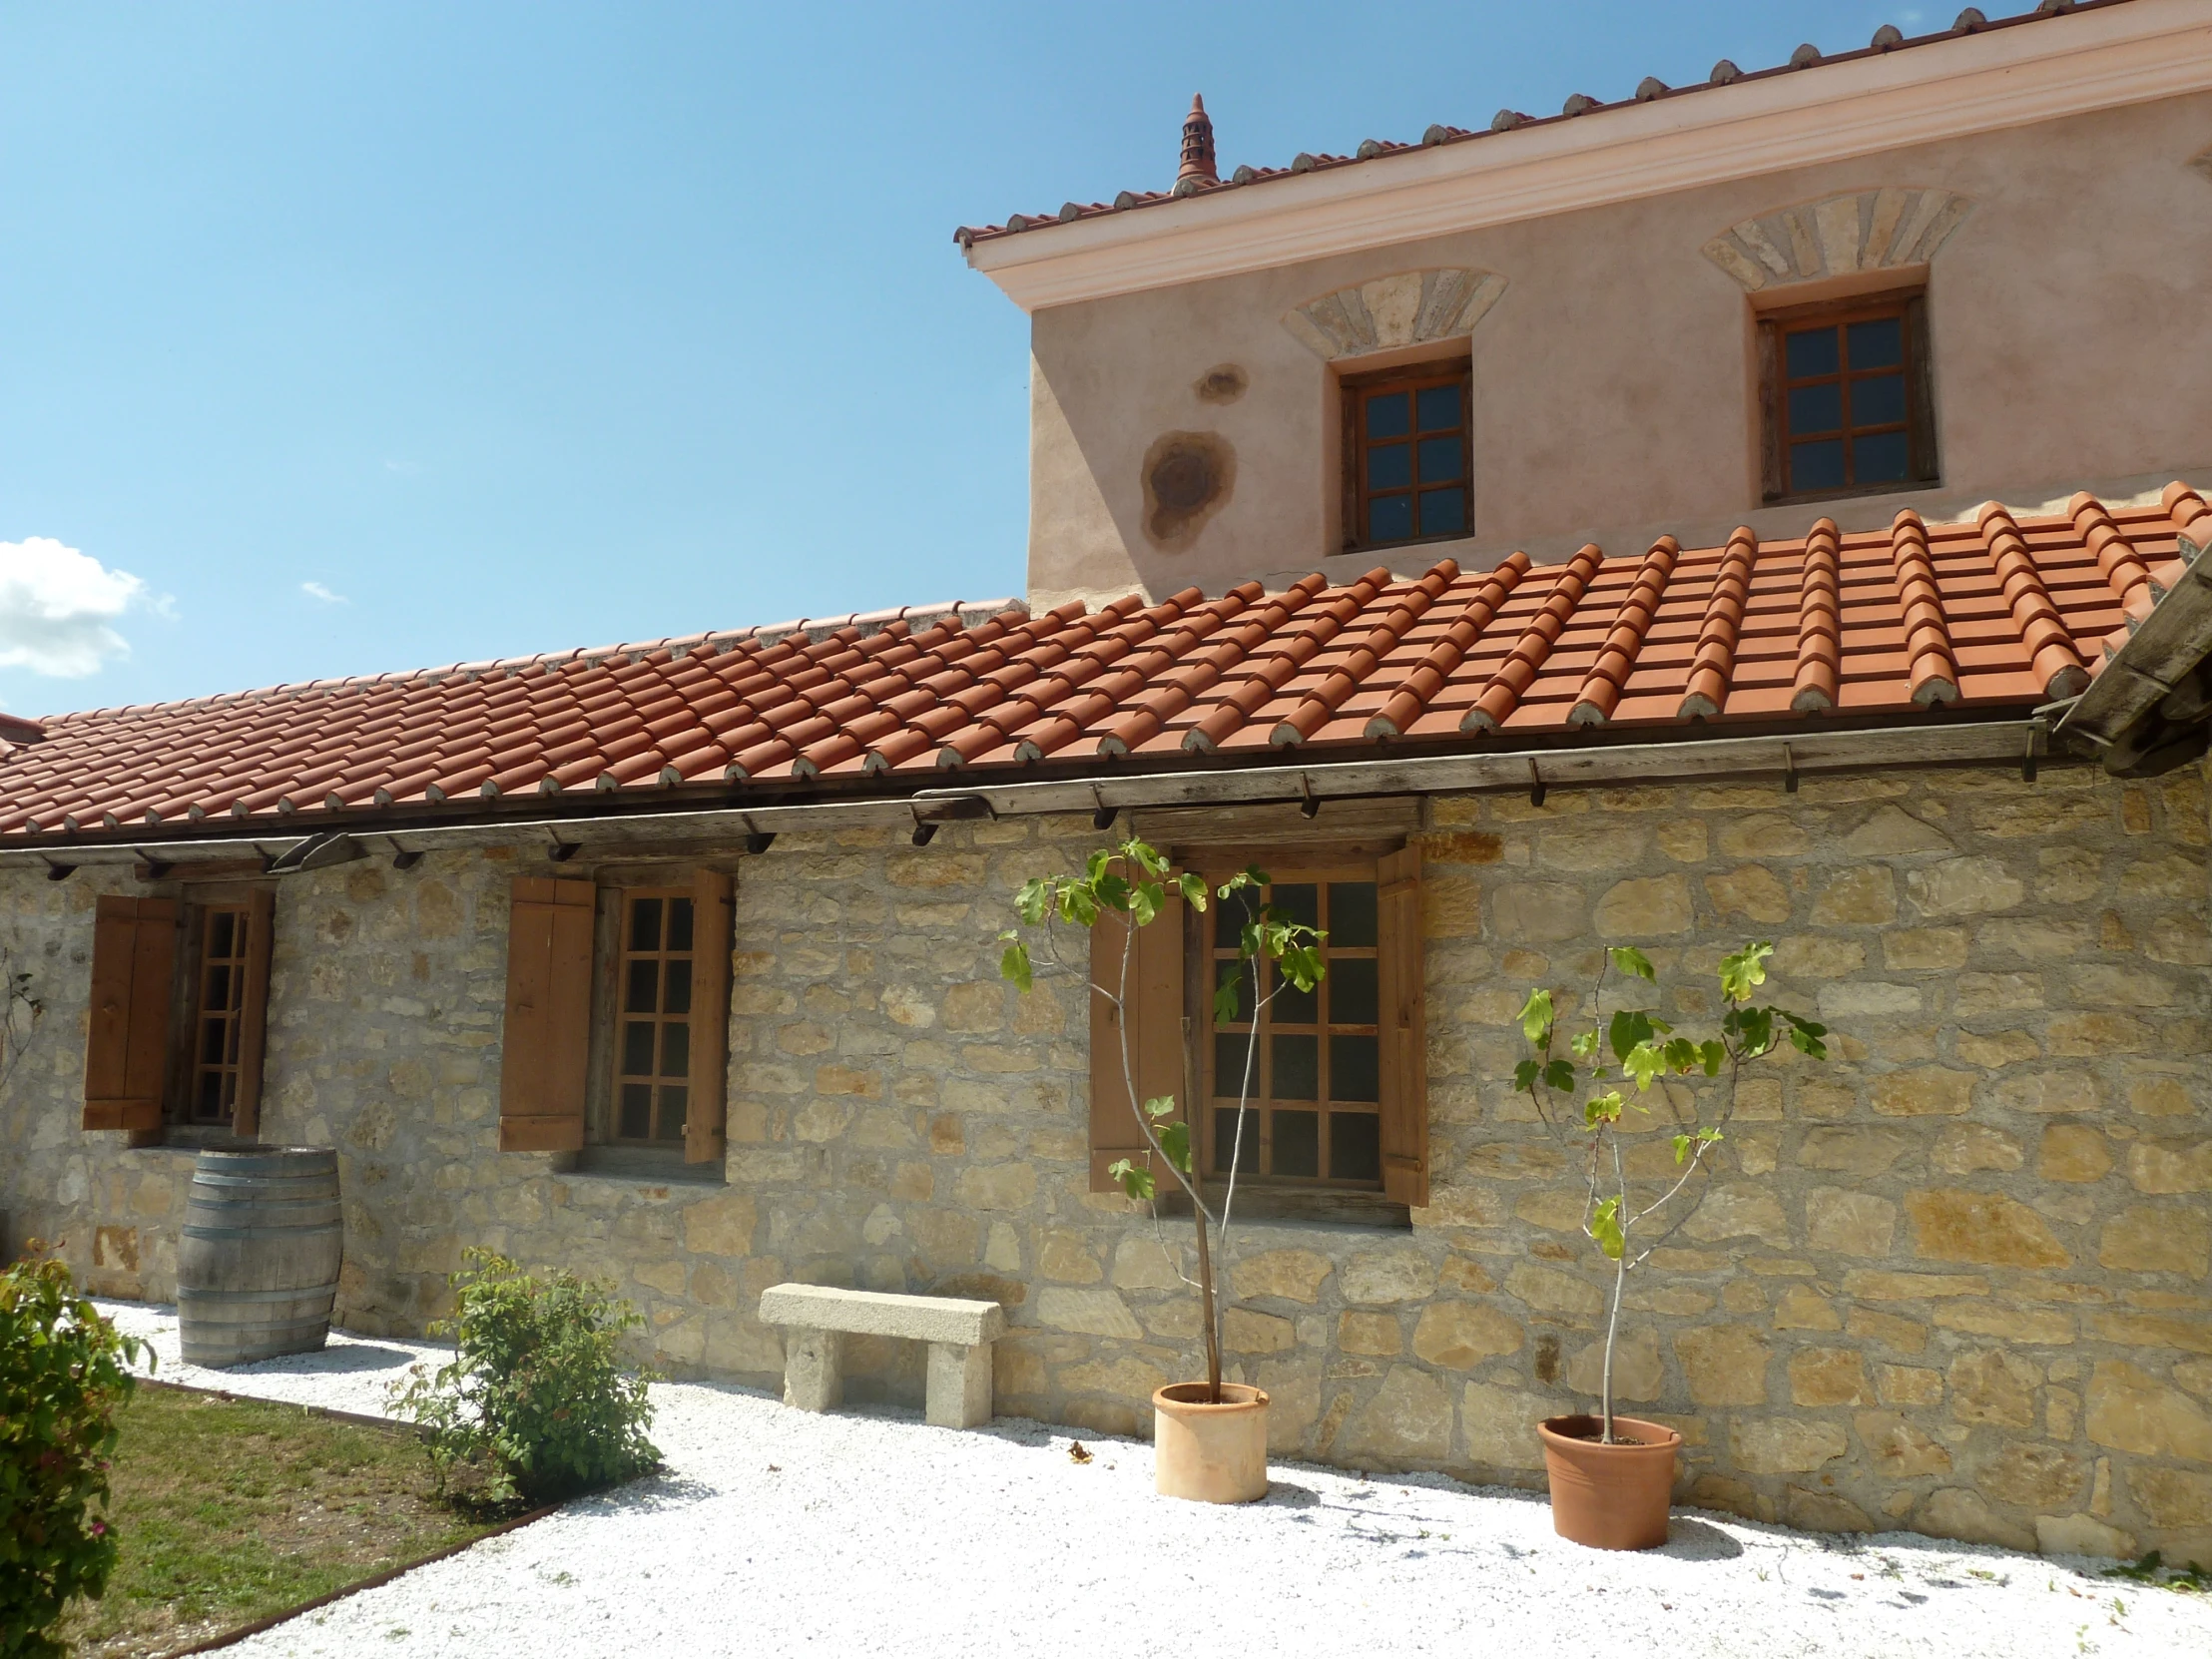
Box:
1142 430 1236 550
1194 363 1249 404
1533 1333 1561 1384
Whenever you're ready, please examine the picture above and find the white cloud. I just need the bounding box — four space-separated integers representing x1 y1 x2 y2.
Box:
301 581 349 605
0 537 144 678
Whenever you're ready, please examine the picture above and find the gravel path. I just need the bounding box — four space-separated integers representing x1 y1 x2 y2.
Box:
100 1301 2211 1658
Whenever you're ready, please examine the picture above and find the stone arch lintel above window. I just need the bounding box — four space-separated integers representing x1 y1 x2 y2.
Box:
1701 188 1973 293
1281 268 1507 361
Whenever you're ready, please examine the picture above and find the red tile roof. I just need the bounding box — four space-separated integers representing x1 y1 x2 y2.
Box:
1 486 2200 844
955 2 2125 249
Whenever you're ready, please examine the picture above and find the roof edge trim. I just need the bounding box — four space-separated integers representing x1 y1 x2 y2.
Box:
966 0 2212 311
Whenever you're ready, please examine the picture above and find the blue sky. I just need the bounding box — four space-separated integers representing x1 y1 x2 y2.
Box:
1 0 1937 715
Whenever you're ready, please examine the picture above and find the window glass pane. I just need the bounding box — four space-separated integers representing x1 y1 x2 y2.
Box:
656 1085 687 1142
1847 315 1903 369
1785 326 1840 378
1415 383 1461 432
221 1070 238 1109
1790 439 1847 493
226 1020 243 1065
619 1083 652 1140
666 898 695 954
1418 487 1466 537
625 958 659 1014
197 1069 226 1117
661 1021 691 1080
1215 1031 1258 1099
1274 1110 1320 1178
1788 382 1843 435
1271 962 1318 1027
1365 390 1409 439
209 910 236 958
201 1017 228 1065
206 965 234 1013
1852 430 1911 484
1331 958 1380 1027
1214 1107 1260 1174
1329 882 1379 948
1368 495 1413 543
1274 883 1319 932
1367 442 1411 491
1330 1113 1382 1183
621 1019 656 1077
1213 961 1255 1026
1330 1034 1381 1103
1218 883 1261 934
1273 1033 1319 1099
1416 435 1463 484
663 959 693 1017
1852 372 1906 427
628 896 662 952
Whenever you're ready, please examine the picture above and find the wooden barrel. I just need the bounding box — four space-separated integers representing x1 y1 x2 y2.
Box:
176 1147 342 1368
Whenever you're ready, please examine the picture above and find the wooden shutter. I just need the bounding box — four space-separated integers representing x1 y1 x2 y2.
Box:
1377 844 1429 1208
229 887 276 1141
1087 894 1185 1194
685 869 734 1165
82 896 177 1132
1756 318 1785 503
498 877 594 1152
1904 292 1939 484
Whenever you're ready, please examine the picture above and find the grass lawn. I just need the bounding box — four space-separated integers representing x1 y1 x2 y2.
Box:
59 1383 513 1658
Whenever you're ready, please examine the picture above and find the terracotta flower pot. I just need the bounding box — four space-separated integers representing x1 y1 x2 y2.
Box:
1538 1413 1682 1550
1152 1382 1270 1503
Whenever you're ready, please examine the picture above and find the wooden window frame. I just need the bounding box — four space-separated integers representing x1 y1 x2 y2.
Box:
162 886 274 1140
607 884 699 1149
181 901 253 1127
1340 360 1472 553
1759 289 1938 506
1198 859 1386 1192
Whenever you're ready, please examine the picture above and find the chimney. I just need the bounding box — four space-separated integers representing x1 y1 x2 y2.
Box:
1175 94 1217 192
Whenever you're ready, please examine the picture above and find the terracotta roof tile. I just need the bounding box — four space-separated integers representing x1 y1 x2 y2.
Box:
0 488 2196 842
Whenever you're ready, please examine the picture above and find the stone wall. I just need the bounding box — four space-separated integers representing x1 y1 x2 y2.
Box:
1 760 2208 1561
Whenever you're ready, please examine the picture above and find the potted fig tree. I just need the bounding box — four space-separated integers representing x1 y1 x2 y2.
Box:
999 837 1321 1503
1514 941 1832 1550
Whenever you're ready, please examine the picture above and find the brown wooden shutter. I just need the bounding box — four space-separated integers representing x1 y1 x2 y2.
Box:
1377 844 1429 1208
82 895 177 1132
228 887 276 1141
1086 895 1186 1194
685 868 734 1165
498 876 594 1152
1756 318 1785 503
1904 292 1939 484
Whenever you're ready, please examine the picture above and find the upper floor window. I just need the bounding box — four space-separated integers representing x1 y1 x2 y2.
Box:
1760 291 1937 504
1343 365 1470 550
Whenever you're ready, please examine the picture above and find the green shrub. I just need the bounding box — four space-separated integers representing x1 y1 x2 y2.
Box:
1 1248 148 1659
390 1249 660 1506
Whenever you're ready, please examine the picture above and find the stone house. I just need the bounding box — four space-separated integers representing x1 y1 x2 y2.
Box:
6 0 2212 1563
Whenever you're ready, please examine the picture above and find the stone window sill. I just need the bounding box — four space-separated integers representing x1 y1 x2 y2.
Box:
1157 1187 1410 1232
559 1146 727 1187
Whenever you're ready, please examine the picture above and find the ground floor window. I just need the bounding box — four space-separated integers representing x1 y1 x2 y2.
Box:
1204 865 1383 1188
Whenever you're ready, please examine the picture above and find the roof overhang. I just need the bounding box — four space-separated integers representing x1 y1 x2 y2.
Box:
0 720 2057 870
966 0 2212 311
2057 516 2212 775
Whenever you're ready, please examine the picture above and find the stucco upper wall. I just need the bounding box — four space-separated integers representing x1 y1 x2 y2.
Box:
1027 93 2212 612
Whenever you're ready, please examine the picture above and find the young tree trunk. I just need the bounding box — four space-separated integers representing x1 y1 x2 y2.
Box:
1601 1248 1626 1444
1192 1174 1222 1400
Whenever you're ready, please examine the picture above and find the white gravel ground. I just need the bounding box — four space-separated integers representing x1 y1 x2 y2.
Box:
100 1301 2212 1658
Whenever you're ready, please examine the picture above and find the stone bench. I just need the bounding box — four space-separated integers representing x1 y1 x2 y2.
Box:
758 1283 1006 1429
